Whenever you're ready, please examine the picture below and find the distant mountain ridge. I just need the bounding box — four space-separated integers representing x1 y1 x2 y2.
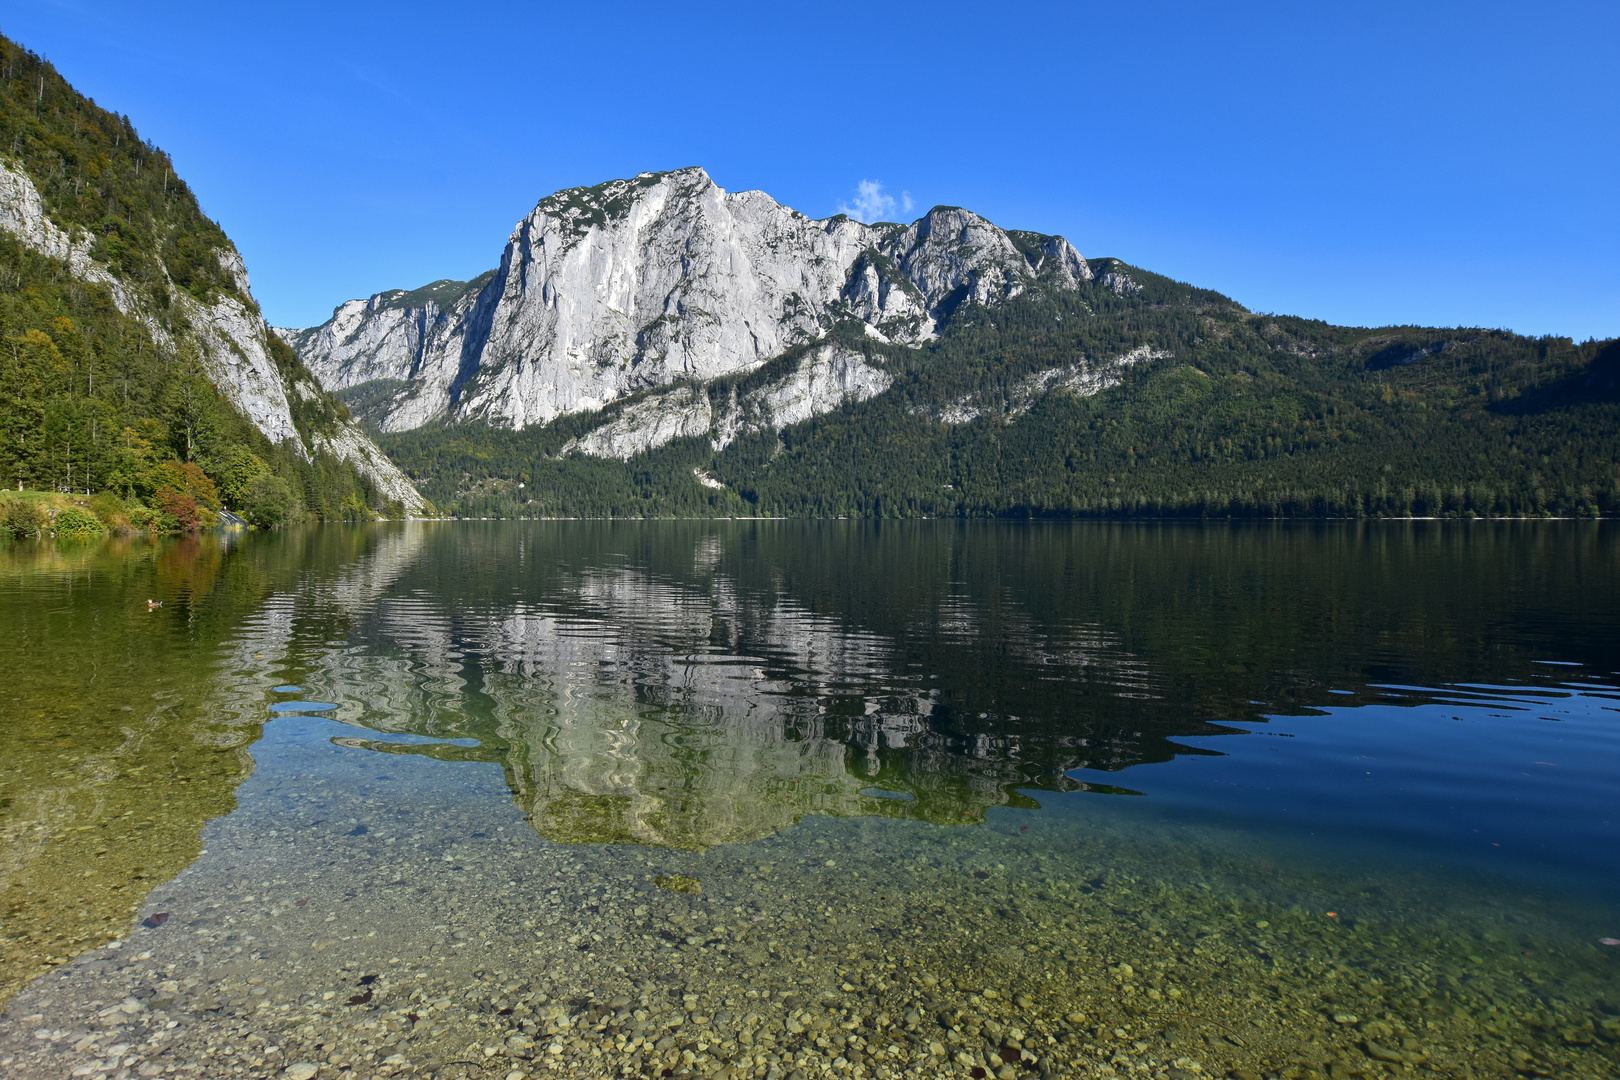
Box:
278 167 1093 435
7 32 1609 526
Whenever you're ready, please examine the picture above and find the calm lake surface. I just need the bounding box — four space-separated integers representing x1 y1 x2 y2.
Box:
1 522 1617 1080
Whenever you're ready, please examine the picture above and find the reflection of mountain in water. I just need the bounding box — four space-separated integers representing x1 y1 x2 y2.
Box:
307 530 1155 847
296 521 1620 851
209 525 433 730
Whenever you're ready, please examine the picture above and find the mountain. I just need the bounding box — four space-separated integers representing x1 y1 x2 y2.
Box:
287 184 1619 522
287 169 1619 520
0 37 428 521
278 167 1090 435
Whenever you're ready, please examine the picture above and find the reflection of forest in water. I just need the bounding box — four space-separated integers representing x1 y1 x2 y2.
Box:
0 524 458 1001
0 534 273 1000
300 520 1620 849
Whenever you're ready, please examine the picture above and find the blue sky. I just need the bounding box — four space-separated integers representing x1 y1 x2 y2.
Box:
7 1 1617 338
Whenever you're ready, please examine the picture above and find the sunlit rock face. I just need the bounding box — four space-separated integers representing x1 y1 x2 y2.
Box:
557 344 894 461
276 277 493 433
281 168 1090 433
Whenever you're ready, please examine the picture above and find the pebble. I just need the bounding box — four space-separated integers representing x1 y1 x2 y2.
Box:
1363 1039 1404 1063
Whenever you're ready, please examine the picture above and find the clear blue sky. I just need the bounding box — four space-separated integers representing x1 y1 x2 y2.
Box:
7 1 1617 339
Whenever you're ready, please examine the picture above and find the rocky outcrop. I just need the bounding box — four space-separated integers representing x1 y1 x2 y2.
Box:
0 160 120 287
724 344 893 440
284 168 1090 433
560 385 715 461
0 158 428 513
277 276 493 433
308 425 432 511
558 345 893 461
932 345 1171 425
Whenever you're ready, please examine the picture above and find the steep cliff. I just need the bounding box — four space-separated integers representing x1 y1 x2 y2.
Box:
555 343 895 461
277 275 494 435
375 251 1620 521
282 168 1090 433
0 38 427 516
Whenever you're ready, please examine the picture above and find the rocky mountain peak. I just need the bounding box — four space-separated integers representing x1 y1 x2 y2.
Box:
282 170 1091 432
532 167 711 238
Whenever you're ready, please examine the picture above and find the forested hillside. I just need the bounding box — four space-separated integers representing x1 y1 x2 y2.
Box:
380 260 1620 518
0 37 414 529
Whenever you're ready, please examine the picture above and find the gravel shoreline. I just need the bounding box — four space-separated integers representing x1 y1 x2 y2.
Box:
2 721 1615 1080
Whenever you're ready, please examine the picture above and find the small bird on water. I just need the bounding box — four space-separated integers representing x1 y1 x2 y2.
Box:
146 599 162 609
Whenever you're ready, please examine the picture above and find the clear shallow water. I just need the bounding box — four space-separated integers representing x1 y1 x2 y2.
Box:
1072 677 1620 894
1 522 1618 1080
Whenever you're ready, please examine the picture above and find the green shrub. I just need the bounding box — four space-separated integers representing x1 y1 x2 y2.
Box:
127 504 163 531
242 473 298 528
53 505 104 541
89 492 133 533
1 498 47 540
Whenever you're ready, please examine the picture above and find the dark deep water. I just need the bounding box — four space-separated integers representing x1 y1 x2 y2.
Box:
2 521 1617 1080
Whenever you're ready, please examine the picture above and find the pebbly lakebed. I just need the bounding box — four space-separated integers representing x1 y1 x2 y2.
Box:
0 521 1617 1080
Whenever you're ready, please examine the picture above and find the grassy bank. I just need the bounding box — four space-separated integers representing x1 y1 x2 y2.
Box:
0 488 209 540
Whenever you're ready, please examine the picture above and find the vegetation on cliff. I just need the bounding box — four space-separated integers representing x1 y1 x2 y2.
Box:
0 36 406 529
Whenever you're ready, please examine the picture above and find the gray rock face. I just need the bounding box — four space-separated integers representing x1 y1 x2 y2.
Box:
0 159 428 513
931 345 1171 425
558 384 717 462
277 276 493 433
558 344 893 462
283 167 1090 432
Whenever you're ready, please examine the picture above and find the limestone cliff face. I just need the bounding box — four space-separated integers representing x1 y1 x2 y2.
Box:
0 159 428 512
277 276 493 434
931 345 1173 425
283 167 1090 433
558 345 894 462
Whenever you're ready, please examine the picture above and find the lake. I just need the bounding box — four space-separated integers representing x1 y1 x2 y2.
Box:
1 522 1617 1080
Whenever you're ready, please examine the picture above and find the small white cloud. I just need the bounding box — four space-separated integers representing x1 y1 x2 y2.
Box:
901 191 914 213
838 179 898 223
